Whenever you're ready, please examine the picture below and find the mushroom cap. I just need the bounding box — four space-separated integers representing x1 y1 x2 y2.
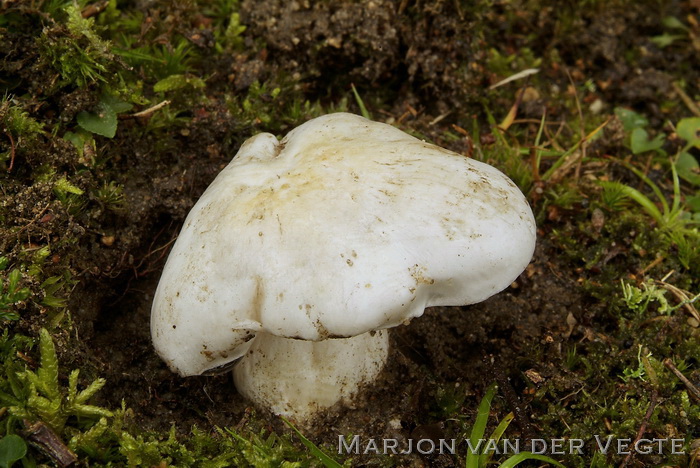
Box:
151 113 536 376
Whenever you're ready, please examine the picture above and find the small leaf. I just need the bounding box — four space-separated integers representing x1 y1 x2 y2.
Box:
154 74 189 92
615 107 648 131
662 16 689 30
7 270 25 299
63 130 96 163
686 194 700 212
630 127 665 154
677 117 700 148
64 131 84 150
54 177 84 196
650 33 684 48
675 151 700 186
225 12 247 41
101 94 133 114
4 269 29 308
77 101 117 138
0 434 27 468
42 296 67 308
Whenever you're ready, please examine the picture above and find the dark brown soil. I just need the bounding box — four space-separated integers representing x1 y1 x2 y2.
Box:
86 230 585 466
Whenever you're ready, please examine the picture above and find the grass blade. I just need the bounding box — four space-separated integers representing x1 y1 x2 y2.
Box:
479 412 514 467
466 383 498 468
350 84 372 120
498 452 565 468
533 112 547 178
282 417 343 468
599 181 664 223
616 160 669 216
670 160 681 217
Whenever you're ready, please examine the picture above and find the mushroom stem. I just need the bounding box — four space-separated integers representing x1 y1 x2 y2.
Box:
233 330 389 421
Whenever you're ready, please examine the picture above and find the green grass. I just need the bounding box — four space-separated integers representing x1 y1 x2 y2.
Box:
464 384 564 468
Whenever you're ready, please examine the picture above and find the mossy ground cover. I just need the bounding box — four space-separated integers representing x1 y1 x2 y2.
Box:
1 0 699 466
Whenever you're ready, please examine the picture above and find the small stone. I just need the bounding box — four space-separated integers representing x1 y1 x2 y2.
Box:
589 98 604 114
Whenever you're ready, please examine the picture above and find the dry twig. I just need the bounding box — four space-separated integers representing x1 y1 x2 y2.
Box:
664 358 700 402
619 390 659 468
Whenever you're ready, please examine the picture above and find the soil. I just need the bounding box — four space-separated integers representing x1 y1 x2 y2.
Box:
88 235 585 447
2 0 699 466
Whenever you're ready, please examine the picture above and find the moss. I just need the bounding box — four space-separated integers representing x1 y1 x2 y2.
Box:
0 99 44 171
0 329 345 467
38 4 117 90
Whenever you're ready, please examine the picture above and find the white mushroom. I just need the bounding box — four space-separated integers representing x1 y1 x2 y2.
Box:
150 112 536 421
